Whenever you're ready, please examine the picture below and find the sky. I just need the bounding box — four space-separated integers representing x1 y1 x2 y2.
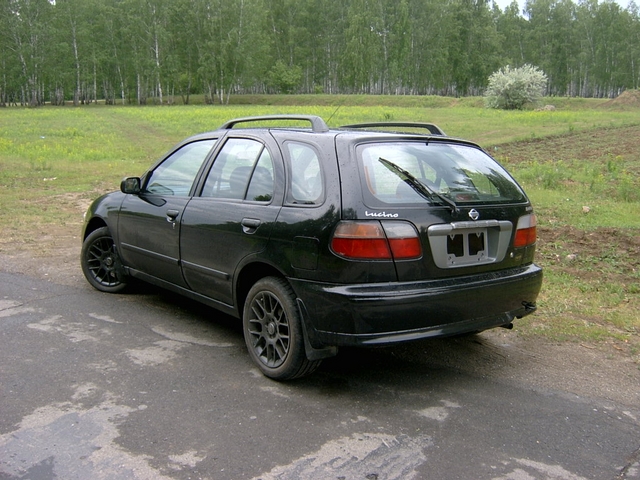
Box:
491 0 632 11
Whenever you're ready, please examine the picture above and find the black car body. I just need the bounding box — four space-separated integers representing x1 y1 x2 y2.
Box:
81 115 542 379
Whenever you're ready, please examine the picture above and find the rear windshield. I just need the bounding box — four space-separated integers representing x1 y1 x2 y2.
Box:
358 142 526 206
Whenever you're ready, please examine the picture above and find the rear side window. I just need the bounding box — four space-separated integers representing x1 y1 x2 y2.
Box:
358 142 526 205
285 142 323 205
202 138 274 202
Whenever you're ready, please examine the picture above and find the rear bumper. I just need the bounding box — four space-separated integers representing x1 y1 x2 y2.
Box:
290 263 542 348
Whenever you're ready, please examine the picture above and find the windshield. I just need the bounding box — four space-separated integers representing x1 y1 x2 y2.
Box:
358 142 526 205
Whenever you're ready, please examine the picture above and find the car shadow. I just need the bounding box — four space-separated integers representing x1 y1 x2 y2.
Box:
122 281 521 392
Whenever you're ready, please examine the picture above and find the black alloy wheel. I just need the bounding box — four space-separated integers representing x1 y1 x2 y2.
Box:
243 277 321 380
81 226 128 293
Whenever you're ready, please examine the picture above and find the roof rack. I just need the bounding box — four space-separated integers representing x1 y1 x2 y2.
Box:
219 115 330 133
340 122 446 136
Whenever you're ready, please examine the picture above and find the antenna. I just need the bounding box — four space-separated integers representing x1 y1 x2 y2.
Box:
326 100 345 125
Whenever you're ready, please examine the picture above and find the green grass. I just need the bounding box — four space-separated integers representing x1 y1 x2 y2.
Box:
0 96 638 357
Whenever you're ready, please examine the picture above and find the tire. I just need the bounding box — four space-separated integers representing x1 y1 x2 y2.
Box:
243 277 321 380
81 226 128 293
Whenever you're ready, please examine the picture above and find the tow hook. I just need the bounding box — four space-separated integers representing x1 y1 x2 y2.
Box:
522 301 537 312
501 323 514 330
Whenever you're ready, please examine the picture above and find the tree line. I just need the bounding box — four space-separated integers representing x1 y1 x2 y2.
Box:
1 0 639 107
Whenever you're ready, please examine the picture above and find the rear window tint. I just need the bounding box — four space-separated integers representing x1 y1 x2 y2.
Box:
358 142 526 205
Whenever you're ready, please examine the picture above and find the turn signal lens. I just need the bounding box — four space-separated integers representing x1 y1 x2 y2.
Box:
514 214 537 248
331 221 422 260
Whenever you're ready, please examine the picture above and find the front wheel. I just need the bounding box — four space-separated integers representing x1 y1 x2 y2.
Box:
243 277 321 380
81 226 128 293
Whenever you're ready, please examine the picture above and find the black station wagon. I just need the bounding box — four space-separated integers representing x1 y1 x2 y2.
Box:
81 115 542 380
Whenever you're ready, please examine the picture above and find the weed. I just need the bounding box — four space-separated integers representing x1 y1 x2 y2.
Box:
617 173 638 202
30 157 52 171
606 154 621 174
517 161 571 190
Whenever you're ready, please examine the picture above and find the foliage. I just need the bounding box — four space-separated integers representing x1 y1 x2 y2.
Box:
484 64 548 110
267 61 303 94
1 0 639 105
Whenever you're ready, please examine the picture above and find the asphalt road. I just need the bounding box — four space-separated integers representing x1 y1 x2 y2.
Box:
1 270 639 480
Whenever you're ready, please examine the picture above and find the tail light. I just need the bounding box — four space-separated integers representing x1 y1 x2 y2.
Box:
514 214 537 248
331 221 422 260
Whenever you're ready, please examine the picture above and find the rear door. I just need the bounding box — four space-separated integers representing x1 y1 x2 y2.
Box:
179 136 282 307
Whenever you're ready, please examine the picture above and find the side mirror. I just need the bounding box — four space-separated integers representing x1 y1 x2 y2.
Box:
121 177 141 194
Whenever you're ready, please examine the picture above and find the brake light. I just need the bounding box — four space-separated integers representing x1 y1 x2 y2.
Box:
514 214 537 248
331 221 422 260
383 222 423 259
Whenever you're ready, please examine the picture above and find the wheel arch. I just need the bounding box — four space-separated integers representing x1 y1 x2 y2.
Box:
235 261 285 316
82 191 126 242
83 217 108 241
235 261 338 364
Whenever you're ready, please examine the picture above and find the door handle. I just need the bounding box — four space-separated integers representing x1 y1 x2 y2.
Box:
166 209 180 229
166 209 180 221
241 217 261 234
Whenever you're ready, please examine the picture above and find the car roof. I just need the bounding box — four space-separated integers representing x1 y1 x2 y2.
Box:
184 114 481 149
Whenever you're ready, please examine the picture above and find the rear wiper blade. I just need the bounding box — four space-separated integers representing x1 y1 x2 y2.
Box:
378 157 459 213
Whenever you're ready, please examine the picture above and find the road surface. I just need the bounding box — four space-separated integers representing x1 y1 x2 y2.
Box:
1 271 638 479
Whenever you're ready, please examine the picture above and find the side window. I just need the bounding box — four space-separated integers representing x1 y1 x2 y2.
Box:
145 140 216 196
246 149 275 201
202 138 274 202
286 142 323 204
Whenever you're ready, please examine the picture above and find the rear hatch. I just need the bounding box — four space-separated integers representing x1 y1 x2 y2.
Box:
334 137 537 282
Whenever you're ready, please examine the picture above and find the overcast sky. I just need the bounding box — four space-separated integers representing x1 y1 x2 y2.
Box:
491 0 632 12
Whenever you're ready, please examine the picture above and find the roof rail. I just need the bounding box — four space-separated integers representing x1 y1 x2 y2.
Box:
340 122 446 136
219 115 330 133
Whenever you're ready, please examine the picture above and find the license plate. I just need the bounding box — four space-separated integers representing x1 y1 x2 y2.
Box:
447 229 487 265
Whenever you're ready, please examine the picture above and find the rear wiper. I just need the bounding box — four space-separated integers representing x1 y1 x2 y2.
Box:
378 157 459 213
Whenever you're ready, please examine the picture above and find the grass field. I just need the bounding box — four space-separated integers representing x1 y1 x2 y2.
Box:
0 95 638 359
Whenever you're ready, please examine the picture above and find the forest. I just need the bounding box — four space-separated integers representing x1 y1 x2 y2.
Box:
1 0 639 106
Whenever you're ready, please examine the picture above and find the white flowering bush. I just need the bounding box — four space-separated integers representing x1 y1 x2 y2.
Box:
485 64 548 110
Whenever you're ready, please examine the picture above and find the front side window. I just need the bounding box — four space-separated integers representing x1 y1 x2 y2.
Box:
202 138 274 202
359 142 526 206
145 140 217 196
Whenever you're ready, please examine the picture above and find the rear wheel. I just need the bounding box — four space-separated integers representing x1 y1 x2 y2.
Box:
243 277 321 380
81 226 128 293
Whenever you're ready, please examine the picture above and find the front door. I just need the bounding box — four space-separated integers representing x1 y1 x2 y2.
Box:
117 139 217 287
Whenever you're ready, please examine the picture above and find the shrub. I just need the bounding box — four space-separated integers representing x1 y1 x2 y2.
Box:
485 64 548 110
267 61 303 94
